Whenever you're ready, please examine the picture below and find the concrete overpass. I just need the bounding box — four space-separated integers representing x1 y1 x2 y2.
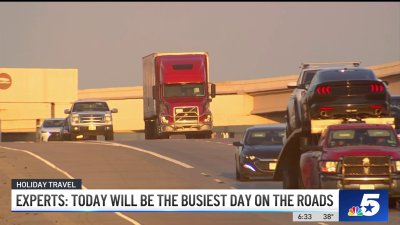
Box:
79 61 400 132
1 61 399 140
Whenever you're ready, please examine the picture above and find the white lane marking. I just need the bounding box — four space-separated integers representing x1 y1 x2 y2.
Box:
213 178 224 183
111 143 194 169
318 223 330 225
71 141 194 169
200 172 210 177
229 186 236 189
0 146 141 225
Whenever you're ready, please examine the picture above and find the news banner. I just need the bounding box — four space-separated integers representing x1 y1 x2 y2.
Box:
11 179 389 222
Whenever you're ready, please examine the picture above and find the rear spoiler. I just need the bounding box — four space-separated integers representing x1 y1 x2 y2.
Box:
300 61 361 69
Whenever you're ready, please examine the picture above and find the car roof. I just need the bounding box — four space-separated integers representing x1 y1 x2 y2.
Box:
246 123 286 131
328 123 394 130
74 99 107 103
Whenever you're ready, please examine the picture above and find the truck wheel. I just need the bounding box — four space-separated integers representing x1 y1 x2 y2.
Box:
389 197 399 209
152 120 161 139
105 133 114 141
144 121 152 139
202 132 212 139
87 135 97 140
282 170 299 189
236 169 249 181
70 134 77 141
159 134 169 139
191 132 212 139
145 120 157 139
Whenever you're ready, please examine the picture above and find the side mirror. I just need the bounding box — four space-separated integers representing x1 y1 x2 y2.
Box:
111 108 118 113
210 83 216 98
64 109 71 114
152 86 159 100
287 82 297 89
233 141 243 147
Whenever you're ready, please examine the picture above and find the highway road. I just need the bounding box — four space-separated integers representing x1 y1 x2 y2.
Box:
0 139 399 225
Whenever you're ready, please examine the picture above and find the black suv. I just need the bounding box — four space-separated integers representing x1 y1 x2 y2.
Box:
286 62 361 136
298 67 391 132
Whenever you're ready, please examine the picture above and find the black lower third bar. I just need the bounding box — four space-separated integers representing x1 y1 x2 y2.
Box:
12 179 82 189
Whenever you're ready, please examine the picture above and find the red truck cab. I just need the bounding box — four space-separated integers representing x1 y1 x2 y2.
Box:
300 123 400 201
143 52 216 139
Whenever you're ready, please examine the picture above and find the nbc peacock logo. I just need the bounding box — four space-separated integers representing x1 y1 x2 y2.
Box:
348 206 363 216
339 190 388 222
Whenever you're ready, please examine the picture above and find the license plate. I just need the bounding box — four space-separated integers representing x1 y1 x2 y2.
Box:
360 184 375 190
88 125 96 131
269 162 277 170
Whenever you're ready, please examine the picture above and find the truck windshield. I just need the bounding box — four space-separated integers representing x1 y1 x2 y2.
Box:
328 128 398 148
163 83 205 97
72 102 110 112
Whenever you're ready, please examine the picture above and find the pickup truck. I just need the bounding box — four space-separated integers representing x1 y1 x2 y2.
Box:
299 123 400 203
63 99 118 141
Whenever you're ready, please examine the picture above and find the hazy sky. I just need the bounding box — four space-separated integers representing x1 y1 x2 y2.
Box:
0 2 399 89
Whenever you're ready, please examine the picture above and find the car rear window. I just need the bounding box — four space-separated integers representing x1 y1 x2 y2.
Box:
245 129 285 145
43 120 64 127
315 69 376 83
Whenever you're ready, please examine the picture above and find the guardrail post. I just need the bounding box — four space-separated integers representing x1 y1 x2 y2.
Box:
35 119 41 142
51 102 55 118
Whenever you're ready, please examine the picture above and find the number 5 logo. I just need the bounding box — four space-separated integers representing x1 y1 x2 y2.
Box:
360 194 380 216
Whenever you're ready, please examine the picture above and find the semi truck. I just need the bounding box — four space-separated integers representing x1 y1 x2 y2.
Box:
142 52 216 139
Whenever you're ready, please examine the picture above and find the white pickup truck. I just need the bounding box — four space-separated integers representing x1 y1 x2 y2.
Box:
63 99 118 141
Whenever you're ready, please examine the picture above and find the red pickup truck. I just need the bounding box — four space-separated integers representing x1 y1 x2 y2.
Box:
299 123 400 203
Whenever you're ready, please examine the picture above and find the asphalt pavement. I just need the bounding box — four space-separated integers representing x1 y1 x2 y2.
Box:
0 139 399 225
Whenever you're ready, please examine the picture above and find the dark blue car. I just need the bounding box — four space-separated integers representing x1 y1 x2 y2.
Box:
233 124 286 181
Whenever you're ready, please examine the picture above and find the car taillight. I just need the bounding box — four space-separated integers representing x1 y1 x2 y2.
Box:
320 106 333 111
316 85 331 95
369 105 383 109
370 83 384 92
